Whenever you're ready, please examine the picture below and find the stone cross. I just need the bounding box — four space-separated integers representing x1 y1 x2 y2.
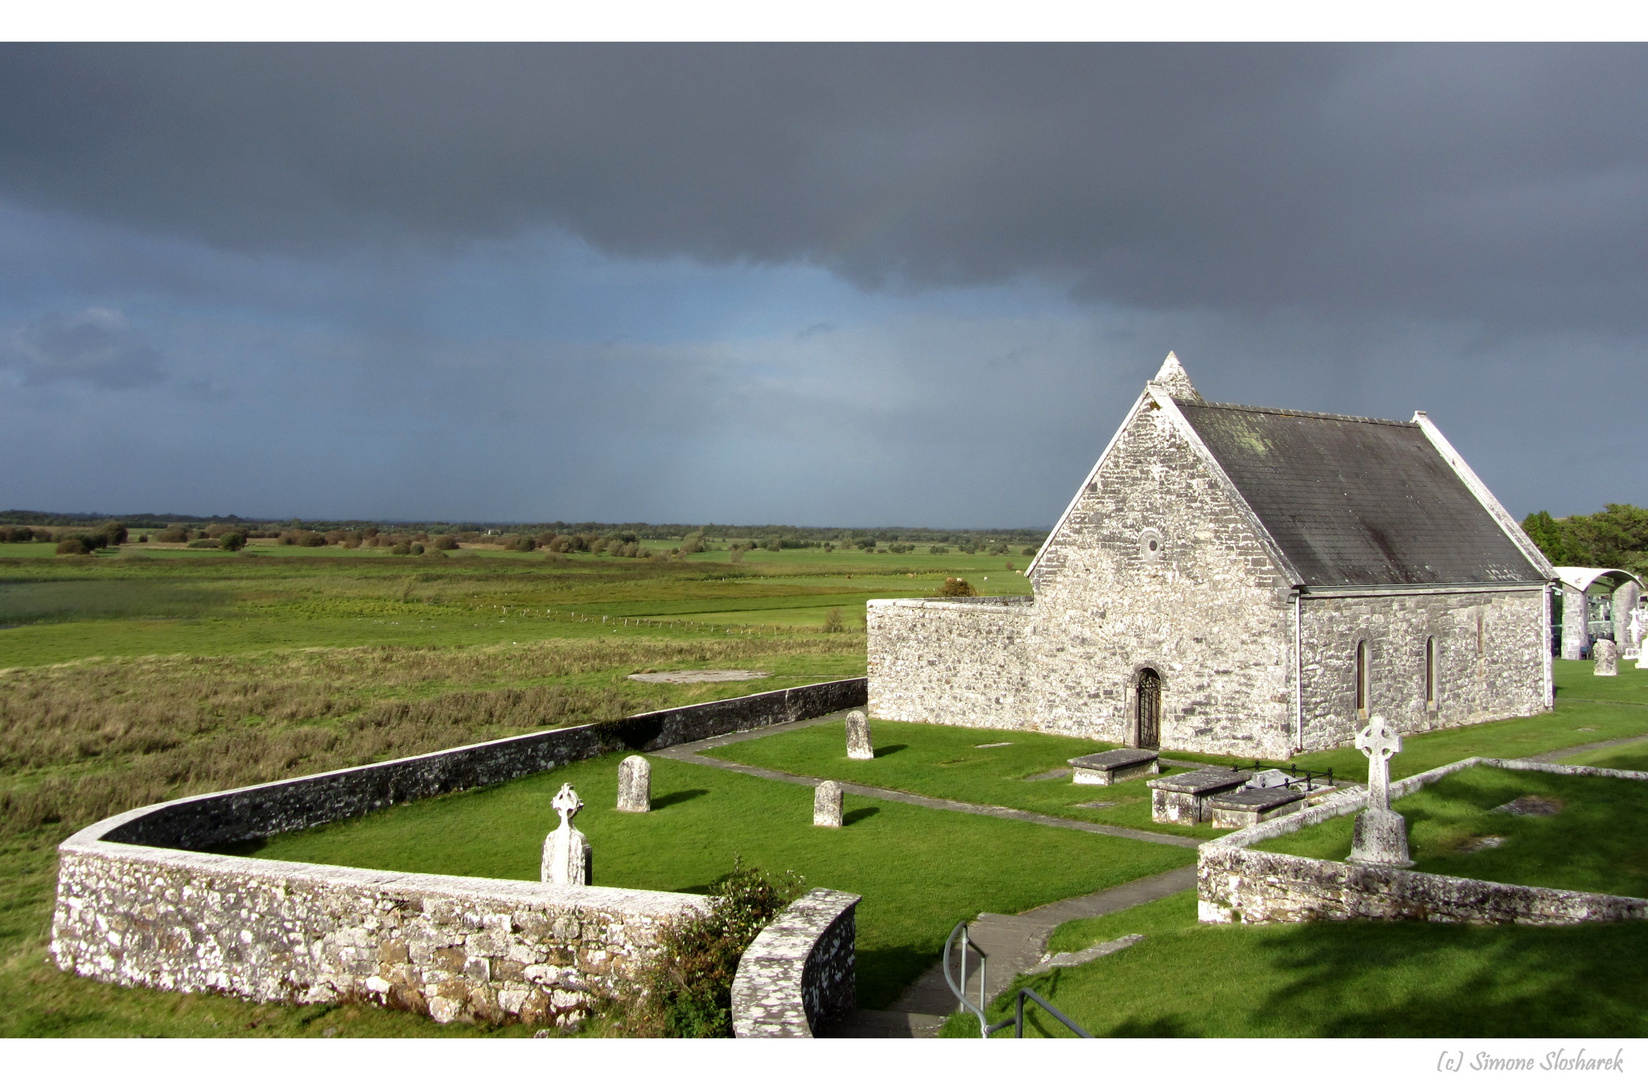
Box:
542 783 592 886
1354 716 1402 814
845 711 874 760
616 755 651 812
814 780 844 827
1594 638 1619 677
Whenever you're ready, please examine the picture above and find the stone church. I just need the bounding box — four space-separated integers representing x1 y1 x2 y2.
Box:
867 354 1555 759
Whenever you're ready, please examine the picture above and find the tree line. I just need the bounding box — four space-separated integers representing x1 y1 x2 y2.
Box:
1522 504 1648 572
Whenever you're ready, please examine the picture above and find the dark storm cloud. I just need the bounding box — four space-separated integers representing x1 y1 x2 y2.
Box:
3 44 1647 331
0 307 164 389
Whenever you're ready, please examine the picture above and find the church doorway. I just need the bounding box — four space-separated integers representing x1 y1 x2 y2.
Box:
1135 668 1162 749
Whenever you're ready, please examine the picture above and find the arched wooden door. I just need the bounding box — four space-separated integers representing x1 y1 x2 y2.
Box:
1135 668 1162 749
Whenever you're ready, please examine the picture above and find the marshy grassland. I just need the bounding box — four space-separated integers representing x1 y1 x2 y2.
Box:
0 537 1024 1036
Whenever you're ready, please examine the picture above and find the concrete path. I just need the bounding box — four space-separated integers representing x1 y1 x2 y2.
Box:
650 710 1204 1038
1527 731 1648 763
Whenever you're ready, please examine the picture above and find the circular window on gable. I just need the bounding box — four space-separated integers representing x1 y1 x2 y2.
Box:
1140 528 1164 563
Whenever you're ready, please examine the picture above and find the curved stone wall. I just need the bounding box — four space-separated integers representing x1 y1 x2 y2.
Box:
730 888 860 1037
49 679 866 1028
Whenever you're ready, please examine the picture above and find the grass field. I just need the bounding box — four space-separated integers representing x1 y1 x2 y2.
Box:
944 890 1648 1037
0 539 1033 1037
246 751 1193 1010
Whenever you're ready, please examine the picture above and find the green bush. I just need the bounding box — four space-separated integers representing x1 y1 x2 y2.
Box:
432 534 459 550
187 538 220 549
218 531 246 552
936 577 976 597
928 545 948 555
410 543 425 556
55 537 90 556
390 542 412 556
822 608 845 633
625 860 803 1037
154 526 189 543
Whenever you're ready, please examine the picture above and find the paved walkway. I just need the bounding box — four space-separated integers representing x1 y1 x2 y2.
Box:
650 710 1204 1038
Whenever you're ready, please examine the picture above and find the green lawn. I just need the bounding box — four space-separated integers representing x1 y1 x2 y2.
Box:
1255 766 1648 899
944 890 1648 1037
704 717 1230 840
247 752 1193 1010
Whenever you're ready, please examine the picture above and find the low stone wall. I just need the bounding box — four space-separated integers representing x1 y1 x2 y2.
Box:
867 598 1036 730
1198 757 1648 926
50 679 867 1027
730 888 859 1038
52 822 710 1026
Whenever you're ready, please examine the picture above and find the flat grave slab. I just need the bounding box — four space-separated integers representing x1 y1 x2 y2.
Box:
1205 785 1306 829
1068 748 1161 786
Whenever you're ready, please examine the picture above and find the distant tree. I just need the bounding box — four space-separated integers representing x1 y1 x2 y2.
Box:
155 526 189 543
433 534 459 550
55 536 91 555
929 545 948 555
936 577 976 597
218 531 246 552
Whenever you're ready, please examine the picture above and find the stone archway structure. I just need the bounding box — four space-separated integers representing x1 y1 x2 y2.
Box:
1555 567 1646 660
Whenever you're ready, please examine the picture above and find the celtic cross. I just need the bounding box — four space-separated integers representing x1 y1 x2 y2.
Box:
552 783 584 829
1354 716 1402 813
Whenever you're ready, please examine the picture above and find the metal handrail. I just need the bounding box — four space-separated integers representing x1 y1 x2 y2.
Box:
945 920 1096 1039
1011 987 1093 1038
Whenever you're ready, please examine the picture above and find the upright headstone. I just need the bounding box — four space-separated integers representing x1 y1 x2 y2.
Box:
1594 638 1619 677
814 780 844 827
542 783 592 885
1347 716 1413 868
845 711 874 760
616 755 651 812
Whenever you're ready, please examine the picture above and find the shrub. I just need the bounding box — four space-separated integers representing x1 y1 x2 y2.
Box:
155 526 189 543
324 530 347 545
625 860 803 1038
96 520 128 546
219 531 247 552
55 537 90 555
188 538 220 549
433 534 459 550
937 577 976 597
390 542 412 556
728 548 744 564
929 545 949 555
988 542 1010 556
822 608 845 633
410 543 425 556
1021 546 1036 557
503 535 536 552
888 543 913 554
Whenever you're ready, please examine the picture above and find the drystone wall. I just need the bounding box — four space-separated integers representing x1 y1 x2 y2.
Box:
1298 588 1550 752
730 888 859 1038
1198 757 1648 926
50 680 867 1028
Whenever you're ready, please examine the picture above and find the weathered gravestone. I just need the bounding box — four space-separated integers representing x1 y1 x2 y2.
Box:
1348 716 1413 868
616 755 651 812
814 780 844 827
845 711 875 760
1594 638 1619 677
542 783 593 885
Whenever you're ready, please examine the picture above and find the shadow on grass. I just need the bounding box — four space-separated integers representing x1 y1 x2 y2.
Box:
651 788 709 810
873 744 908 759
843 807 880 826
1252 919 1648 1037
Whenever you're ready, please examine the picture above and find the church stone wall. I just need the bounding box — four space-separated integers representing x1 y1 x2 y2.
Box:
1298 588 1549 752
869 402 1299 757
866 600 1035 729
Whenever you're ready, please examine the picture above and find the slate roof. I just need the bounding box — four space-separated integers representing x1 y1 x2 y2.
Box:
1177 402 1546 587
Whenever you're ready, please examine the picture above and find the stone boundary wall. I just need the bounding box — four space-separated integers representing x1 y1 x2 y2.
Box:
1198 756 1648 926
50 679 866 1027
867 598 1036 730
730 888 859 1038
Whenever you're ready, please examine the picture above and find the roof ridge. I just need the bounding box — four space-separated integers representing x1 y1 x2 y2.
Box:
1184 400 1415 427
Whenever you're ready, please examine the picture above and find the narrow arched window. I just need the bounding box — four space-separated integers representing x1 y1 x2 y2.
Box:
1355 640 1370 717
1425 636 1437 708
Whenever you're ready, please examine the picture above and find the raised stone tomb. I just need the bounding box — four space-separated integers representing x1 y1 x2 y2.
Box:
1148 767 1250 823
1205 785 1305 829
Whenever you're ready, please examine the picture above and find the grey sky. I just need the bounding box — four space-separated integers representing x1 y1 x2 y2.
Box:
0 44 1642 525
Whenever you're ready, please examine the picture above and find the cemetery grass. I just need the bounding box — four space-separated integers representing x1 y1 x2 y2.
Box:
1255 765 1648 898
246 752 1195 1010
705 717 1227 840
942 890 1648 1037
